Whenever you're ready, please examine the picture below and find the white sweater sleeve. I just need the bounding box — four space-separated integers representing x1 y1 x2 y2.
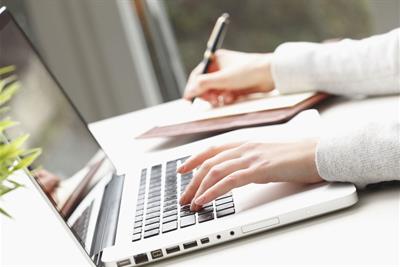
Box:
272 28 400 96
271 29 400 188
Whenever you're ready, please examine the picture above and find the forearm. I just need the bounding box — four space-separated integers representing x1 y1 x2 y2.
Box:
315 120 400 188
271 29 400 96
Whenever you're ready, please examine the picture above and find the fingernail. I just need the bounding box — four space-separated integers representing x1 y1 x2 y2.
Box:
195 195 205 205
177 165 184 173
180 192 186 203
190 200 197 211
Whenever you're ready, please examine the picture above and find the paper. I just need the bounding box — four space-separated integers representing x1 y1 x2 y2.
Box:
158 90 315 126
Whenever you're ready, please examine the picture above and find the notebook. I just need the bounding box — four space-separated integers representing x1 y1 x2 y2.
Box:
137 91 330 138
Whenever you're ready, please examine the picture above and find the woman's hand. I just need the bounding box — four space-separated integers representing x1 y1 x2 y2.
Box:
183 49 275 106
178 140 323 211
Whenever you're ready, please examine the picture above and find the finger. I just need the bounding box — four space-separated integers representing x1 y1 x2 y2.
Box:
179 144 243 205
221 92 236 105
183 70 233 100
200 90 220 107
190 158 250 211
194 168 256 205
177 142 242 174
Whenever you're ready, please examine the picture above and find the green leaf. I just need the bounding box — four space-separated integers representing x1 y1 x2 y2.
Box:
0 182 16 195
0 206 12 218
0 74 18 92
6 179 24 189
0 81 20 106
0 65 16 76
0 119 18 133
14 148 42 170
0 134 29 160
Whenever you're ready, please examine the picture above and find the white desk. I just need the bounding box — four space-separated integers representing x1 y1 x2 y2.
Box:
1 95 399 267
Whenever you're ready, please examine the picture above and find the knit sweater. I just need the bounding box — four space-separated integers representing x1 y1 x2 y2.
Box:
271 28 400 188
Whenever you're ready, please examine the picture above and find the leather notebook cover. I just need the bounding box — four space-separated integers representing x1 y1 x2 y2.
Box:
137 92 330 139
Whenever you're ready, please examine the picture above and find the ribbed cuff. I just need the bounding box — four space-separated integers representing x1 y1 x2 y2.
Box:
271 42 321 95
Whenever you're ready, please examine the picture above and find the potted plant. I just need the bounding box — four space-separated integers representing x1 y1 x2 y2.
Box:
0 65 41 217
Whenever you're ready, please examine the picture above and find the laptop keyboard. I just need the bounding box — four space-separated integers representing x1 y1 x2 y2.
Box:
132 157 235 242
72 201 94 244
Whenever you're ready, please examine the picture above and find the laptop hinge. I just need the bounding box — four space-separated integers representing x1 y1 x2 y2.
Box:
90 173 124 260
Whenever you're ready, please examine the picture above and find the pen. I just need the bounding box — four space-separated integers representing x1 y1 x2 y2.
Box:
190 13 230 103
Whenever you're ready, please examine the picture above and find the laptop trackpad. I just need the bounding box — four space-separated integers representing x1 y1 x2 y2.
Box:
232 182 322 213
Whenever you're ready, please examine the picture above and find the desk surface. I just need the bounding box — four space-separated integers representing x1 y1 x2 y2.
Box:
1 95 399 267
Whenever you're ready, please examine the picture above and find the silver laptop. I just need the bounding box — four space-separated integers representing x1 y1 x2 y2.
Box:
0 7 358 267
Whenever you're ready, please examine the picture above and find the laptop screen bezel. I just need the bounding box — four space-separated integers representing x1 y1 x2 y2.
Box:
0 6 118 266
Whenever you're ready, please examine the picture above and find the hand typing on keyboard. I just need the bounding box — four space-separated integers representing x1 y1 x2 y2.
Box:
132 157 236 242
178 140 323 211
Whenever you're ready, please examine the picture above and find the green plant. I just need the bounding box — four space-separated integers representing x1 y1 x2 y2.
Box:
0 65 41 218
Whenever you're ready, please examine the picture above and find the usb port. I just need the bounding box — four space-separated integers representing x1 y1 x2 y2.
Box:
200 237 210 244
117 259 131 267
133 253 148 264
183 241 198 249
166 245 180 254
151 249 163 259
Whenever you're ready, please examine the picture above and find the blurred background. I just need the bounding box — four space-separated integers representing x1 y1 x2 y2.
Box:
0 0 399 123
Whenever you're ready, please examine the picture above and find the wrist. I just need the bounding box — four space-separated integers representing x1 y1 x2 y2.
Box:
255 53 275 92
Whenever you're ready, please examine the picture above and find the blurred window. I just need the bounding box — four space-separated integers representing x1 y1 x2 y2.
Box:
164 0 375 74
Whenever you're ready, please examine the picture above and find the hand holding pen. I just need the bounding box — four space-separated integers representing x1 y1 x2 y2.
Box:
183 14 275 107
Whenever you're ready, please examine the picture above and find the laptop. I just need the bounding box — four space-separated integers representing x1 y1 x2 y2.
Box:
0 7 358 267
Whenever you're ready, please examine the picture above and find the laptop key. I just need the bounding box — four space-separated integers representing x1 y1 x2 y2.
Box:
132 233 141 242
136 203 144 211
216 192 232 200
180 210 195 217
163 214 177 223
146 206 160 214
148 192 161 200
144 222 160 232
162 221 178 233
198 206 214 214
134 215 143 222
164 205 177 212
148 196 161 204
147 201 161 209
203 202 213 208
145 217 160 226
216 207 235 218
215 197 233 206
144 228 159 239
146 211 160 220
163 209 177 218
164 199 177 207
133 227 142 234
198 212 214 223
216 202 234 211
164 194 177 202
180 215 196 228
180 204 190 211
165 189 177 196
134 221 142 228
136 209 143 216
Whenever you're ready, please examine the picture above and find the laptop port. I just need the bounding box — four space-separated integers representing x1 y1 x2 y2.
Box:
117 259 131 267
166 245 180 254
133 253 148 264
200 237 210 244
183 241 198 249
151 249 163 259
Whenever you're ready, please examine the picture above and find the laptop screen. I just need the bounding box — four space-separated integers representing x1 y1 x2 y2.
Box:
0 7 116 265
